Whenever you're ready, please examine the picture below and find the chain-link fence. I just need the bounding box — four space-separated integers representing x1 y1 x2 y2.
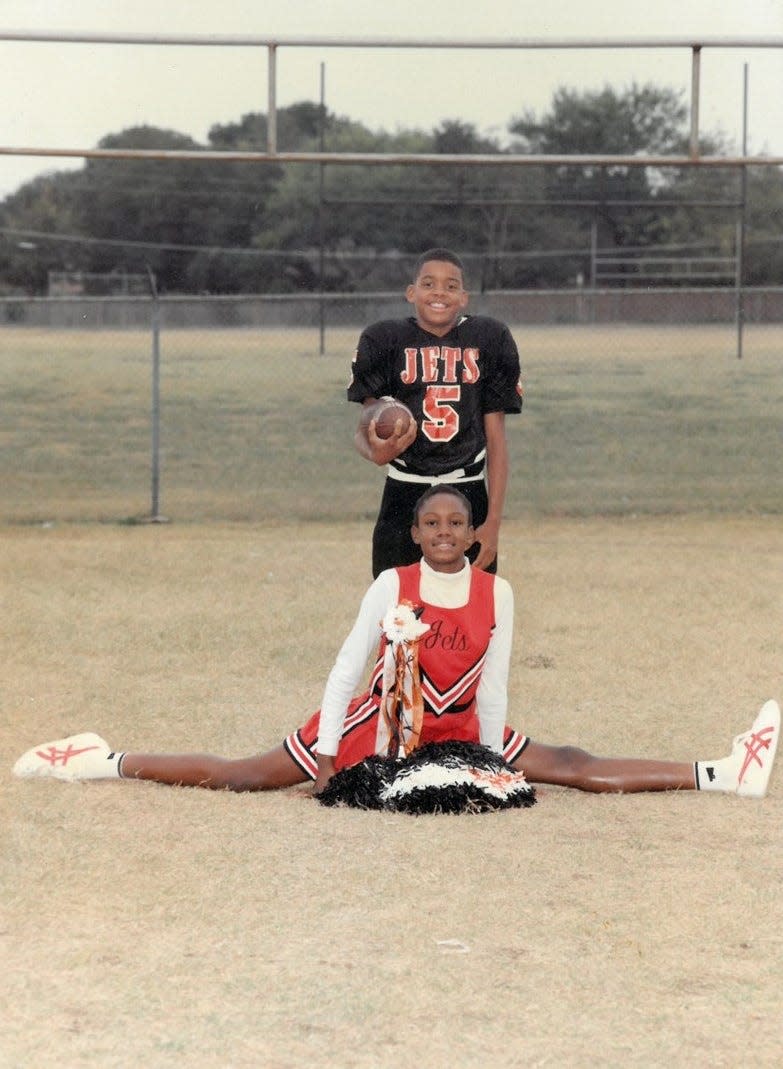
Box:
2 289 782 526
3 286 783 331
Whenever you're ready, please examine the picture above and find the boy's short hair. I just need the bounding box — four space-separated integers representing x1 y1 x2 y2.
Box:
413 248 466 283
412 485 473 527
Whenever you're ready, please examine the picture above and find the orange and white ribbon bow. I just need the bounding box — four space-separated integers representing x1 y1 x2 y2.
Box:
377 601 430 760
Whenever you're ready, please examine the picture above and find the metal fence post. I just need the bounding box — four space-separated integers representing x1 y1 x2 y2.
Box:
145 266 168 523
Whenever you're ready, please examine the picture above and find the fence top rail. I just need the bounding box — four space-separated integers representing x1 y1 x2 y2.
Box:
2 286 782 305
2 31 783 49
2 147 782 168
597 256 736 264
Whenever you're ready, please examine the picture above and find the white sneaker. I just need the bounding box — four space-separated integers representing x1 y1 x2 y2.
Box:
732 700 780 798
13 732 114 781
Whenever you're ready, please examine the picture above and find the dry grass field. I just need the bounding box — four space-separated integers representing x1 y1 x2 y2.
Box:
3 517 783 1068
2 323 782 1067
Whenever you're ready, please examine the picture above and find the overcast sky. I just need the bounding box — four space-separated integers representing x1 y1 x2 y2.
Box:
1 0 782 197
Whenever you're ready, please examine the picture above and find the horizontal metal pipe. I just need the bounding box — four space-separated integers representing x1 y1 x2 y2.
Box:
1 31 782 48
1 146 780 167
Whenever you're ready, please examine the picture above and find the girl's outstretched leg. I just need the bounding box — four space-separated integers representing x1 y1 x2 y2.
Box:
513 700 780 797
514 741 695 794
13 734 308 792
120 744 307 792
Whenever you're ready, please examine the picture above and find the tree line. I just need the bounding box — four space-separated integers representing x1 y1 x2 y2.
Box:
1 82 781 296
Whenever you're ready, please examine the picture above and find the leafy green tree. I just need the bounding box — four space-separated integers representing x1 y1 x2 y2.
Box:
2 88 780 295
513 83 688 157
209 101 325 152
253 113 438 290
0 170 89 293
77 126 269 292
511 84 687 249
509 83 745 284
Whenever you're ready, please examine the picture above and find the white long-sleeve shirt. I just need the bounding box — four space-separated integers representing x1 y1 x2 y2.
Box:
316 558 514 757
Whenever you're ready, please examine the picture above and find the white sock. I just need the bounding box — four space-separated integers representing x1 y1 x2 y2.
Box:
107 752 125 779
694 756 734 793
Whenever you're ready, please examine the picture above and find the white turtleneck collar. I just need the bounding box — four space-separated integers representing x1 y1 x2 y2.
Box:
419 556 471 608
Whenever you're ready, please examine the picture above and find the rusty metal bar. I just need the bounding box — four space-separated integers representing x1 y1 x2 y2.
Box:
1 146 781 167
266 44 277 154
689 46 701 158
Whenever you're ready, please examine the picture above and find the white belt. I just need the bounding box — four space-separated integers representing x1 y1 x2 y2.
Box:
387 451 486 485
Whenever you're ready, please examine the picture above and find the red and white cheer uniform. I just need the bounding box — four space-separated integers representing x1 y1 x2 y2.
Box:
284 558 528 779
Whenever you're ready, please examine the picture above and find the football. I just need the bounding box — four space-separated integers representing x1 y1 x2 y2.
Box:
361 397 414 440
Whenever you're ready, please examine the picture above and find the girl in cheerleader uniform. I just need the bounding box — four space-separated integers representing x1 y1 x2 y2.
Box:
13 487 780 802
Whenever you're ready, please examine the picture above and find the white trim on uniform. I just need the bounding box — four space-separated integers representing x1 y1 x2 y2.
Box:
387 447 487 484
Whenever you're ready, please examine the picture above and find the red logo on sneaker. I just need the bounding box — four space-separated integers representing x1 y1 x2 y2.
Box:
737 725 775 786
35 742 101 767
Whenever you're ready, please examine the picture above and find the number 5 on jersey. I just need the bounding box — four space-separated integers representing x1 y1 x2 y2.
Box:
421 385 461 442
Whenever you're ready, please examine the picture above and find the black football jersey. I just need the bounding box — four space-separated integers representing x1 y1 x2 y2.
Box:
347 315 523 477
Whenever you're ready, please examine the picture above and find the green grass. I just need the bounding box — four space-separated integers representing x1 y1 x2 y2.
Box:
1 323 781 523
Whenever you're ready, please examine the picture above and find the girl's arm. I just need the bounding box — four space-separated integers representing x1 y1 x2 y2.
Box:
315 570 399 758
475 577 514 753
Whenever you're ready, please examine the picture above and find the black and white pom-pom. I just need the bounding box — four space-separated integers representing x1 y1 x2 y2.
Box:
316 740 536 815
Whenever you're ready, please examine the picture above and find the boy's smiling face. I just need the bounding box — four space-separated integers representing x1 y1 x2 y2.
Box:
406 259 469 337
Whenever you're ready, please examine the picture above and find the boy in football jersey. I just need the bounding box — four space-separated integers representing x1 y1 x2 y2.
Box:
350 249 523 578
13 487 779 802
